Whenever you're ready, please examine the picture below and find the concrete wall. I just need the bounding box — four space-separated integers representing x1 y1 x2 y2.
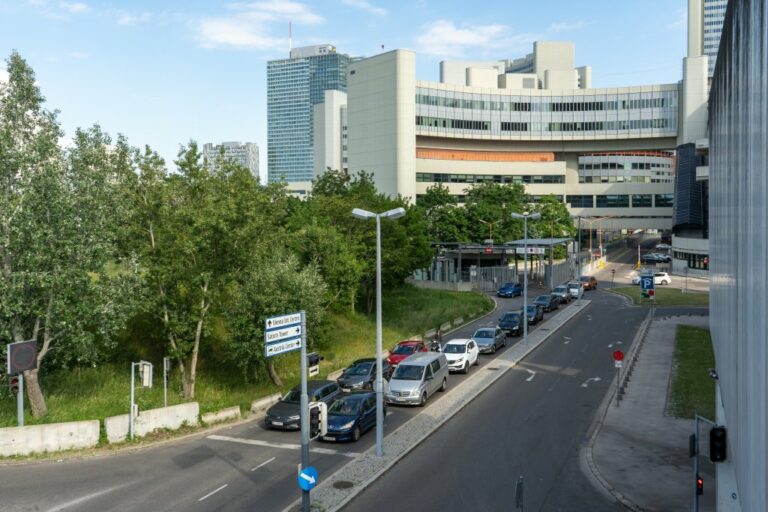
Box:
104 403 199 443
201 406 241 425
0 420 100 456
409 280 474 292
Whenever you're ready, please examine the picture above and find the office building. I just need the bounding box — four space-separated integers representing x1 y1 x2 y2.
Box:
313 90 348 177
267 44 352 190
202 141 259 179
703 0 728 76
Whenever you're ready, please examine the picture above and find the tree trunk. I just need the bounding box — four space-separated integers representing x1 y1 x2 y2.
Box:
24 368 47 417
185 280 210 400
267 360 283 387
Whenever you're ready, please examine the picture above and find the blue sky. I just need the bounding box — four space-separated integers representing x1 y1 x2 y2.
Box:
0 0 688 182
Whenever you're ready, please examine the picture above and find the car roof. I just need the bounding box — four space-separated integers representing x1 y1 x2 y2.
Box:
399 352 445 365
445 338 472 345
292 380 335 392
397 340 421 346
350 358 377 365
339 391 373 400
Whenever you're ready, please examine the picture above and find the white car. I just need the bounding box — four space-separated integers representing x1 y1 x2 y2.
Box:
633 272 672 285
441 338 479 374
655 243 672 250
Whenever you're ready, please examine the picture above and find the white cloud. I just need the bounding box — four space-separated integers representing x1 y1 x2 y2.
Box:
59 2 90 14
340 0 386 16
548 21 586 33
117 11 152 26
416 20 537 58
198 1 323 49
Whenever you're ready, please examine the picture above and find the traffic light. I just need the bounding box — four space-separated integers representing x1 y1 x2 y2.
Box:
696 474 704 495
9 376 20 395
710 426 728 462
309 402 327 438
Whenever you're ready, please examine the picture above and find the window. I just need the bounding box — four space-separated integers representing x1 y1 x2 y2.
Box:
567 195 594 208
430 360 441 373
595 195 629 208
632 194 653 207
655 194 674 207
425 366 433 380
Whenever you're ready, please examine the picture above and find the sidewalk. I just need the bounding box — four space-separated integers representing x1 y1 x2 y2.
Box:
587 313 714 511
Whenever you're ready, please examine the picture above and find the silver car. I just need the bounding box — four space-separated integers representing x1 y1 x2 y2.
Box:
472 327 506 354
385 352 449 407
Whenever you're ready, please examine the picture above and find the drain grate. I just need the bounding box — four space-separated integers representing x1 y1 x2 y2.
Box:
333 481 354 490
487 367 500 371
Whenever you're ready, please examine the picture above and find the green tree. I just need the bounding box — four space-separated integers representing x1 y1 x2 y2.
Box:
417 184 469 243
463 182 528 243
530 194 576 240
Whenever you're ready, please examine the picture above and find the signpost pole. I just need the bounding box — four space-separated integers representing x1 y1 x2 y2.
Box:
300 310 310 512
163 357 169 408
615 364 620 408
129 362 135 440
17 373 24 427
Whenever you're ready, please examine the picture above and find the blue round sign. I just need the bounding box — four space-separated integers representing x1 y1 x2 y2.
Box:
298 466 319 491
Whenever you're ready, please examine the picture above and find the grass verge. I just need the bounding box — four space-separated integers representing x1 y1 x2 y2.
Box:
611 286 709 306
668 325 715 419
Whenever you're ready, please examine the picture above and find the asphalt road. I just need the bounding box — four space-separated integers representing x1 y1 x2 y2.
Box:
0 288 576 512
343 290 646 512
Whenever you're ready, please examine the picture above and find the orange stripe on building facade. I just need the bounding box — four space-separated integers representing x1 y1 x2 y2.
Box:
416 148 555 162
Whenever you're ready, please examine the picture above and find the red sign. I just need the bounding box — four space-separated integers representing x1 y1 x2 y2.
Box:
613 350 625 362
649 289 655 297
484 246 492 254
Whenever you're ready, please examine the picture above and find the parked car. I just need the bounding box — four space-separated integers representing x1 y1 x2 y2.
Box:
579 275 598 290
633 272 672 285
441 338 479 373
321 391 383 443
337 358 392 392
533 294 559 312
567 281 582 299
551 284 571 304
265 380 340 430
496 282 523 298
387 340 428 367
472 326 507 354
385 352 449 407
498 311 523 336
655 243 671 251
526 304 544 324
641 253 671 264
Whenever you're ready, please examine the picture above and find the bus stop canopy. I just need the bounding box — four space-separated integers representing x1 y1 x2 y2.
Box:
504 238 573 247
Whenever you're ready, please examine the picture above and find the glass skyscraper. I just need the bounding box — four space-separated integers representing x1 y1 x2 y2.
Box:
703 0 728 76
267 44 351 183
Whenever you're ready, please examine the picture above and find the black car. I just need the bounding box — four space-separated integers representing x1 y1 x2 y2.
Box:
525 304 544 324
337 358 392 392
498 311 523 336
321 391 383 443
533 294 559 312
265 380 340 430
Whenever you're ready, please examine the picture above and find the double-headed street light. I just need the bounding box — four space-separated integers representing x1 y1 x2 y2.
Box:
511 212 541 346
351 206 406 458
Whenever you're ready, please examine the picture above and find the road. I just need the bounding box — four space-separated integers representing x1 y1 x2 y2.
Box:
343 290 645 512
0 289 584 512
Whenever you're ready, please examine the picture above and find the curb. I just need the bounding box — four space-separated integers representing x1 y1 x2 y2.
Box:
282 298 590 512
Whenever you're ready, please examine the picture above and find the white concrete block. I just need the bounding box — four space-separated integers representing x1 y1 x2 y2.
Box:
0 420 99 456
201 406 241 425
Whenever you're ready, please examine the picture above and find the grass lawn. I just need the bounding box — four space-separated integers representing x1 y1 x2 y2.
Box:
668 325 715 419
611 286 709 306
0 285 492 429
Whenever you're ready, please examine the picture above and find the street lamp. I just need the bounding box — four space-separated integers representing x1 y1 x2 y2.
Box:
478 219 500 242
511 212 541 346
351 206 406 457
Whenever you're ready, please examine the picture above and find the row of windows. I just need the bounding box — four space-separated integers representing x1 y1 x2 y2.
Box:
416 172 565 184
416 94 671 112
578 162 671 170
672 252 710 270
578 176 672 184
567 194 673 208
417 116 491 130
418 117 674 133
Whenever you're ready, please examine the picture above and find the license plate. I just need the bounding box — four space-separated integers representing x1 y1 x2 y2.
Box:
271 421 283 426
323 436 336 442
395 397 406 402
341 388 351 393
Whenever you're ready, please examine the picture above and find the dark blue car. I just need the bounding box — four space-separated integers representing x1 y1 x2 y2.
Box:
497 282 522 298
320 392 383 442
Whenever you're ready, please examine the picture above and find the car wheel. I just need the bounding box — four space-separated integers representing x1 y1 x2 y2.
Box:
474 356 479 366
419 392 427 407
352 425 361 442
662 280 669 285
440 377 447 392
502 337 507 347
491 344 497 354
462 361 469 374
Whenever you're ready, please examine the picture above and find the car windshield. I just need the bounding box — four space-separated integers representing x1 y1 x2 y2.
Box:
282 389 301 404
526 305 537 313
392 364 424 380
568 283 579 289
535 295 549 302
501 283 514 288
393 344 415 355
346 362 373 375
554 286 566 293
580 276 590 282
502 313 520 322
442 343 466 354
328 398 362 416
474 329 495 338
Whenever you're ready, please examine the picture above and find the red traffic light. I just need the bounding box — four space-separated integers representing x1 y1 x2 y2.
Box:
696 474 703 495
9 376 20 395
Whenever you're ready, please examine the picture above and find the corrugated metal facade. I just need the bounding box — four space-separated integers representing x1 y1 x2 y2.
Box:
709 0 768 510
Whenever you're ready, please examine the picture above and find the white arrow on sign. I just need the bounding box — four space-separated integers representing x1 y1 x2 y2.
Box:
265 325 303 344
581 377 602 388
300 473 316 485
265 337 302 358
265 312 302 330
526 369 536 382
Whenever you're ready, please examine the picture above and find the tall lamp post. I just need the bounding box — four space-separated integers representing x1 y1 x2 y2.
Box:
478 219 500 242
352 206 406 458
511 212 541 346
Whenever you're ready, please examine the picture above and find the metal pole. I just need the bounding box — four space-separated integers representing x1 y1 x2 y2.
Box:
375 214 384 457
615 365 620 407
300 310 309 512
523 215 528 347
693 413 699 512
163 357 168 408
130 362 135 440
17 373 24 427
577 216 582 280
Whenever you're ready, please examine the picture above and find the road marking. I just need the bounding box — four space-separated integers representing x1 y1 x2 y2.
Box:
525 369 536 382
580 377 602 388
563 336 571 344
251 456 276 471
587 315 593 321
198 484 228 502
46 484 130 512
208 434 361 458
608 341 622 348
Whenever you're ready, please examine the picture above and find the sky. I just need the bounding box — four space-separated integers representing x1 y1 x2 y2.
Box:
0 0 688 183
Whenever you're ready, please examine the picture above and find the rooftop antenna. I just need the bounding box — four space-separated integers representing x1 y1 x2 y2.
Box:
289 21 292 55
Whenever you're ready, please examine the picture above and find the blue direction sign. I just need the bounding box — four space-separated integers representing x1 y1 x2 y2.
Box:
298 466 318 492
640 275 655 291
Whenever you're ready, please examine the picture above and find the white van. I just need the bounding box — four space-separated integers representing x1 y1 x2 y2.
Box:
385 352 449 407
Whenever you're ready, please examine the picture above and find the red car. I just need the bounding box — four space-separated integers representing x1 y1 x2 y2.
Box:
387 340 428 367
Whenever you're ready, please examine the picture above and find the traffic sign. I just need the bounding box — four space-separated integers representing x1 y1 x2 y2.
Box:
6 340 37 375
640 276 655 291
614 360 623 368
515 247 545 255
265 337 302 358
265 313 301 331
265 324 303 344
298 466 318 492
613 350 625 362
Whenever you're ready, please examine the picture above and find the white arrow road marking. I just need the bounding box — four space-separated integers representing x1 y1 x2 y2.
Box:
563 336 571 344
608 343 613 348
587 315 593 321
581 377 602 388
616 341 623 345
46 484 131 512
300 473 316 485
526 370 536 382
251 456 276 471
198 484 228 502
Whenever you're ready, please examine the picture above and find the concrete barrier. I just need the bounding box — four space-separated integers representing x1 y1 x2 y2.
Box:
104 403 199 443
440 322 452 332
250 393 281 415
453 317 464 326
201 406 241 425
0 420 100 456
327 369 344 381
